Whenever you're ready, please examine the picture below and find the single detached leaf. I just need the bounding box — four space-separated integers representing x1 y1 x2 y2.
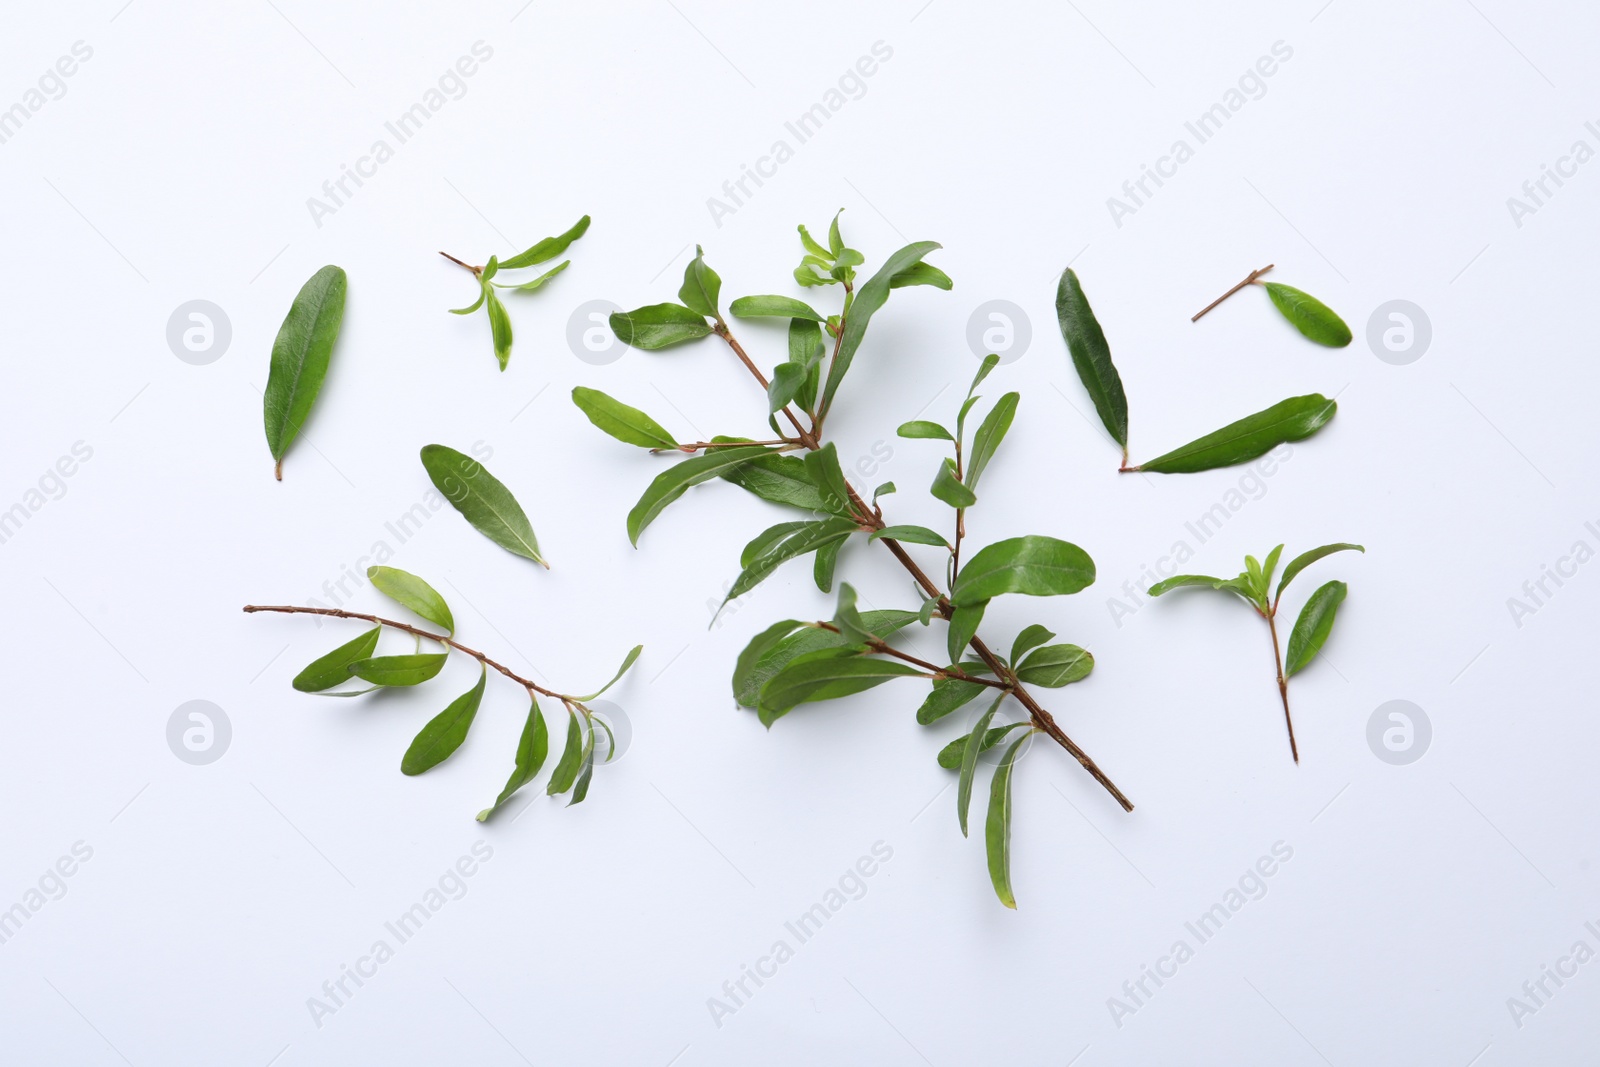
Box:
348 653 448 687
946 600 987 663
987 734 1029 909
500 215 590 269
1009 624 1055 667
292 626 381 692
477 696 549 822
492 260 569 292
367 566 454 634
546 708 584 795
572 386 679 449
1015 644 1093 688
1130 394 1337 475
628 445 775 546
679 245 722 319
822 241 942 414
965 392 1019 492
916 676 986 725
610 303 713 350
960 693 1006 837
951 536 1096 606
1277 543 1364 601
729 295 823 320
1285 580 1348 676
421 445 546 566
573 644 643 701
930 459 977 509
1262 282 1352 348
264 265 347 479
1055 268 1128 453
890 262 953 290
869 525 949 547
733 611 918 710
898 420 955 441
757 655 925 721
485 287 513 370
401 665 486 775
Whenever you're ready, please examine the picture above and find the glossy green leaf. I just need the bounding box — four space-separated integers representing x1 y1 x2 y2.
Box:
1015 644 1093 688
571 387 678 450
915 676 986 725
719 451 828 512
733 611 916 710
804 443 856 517
499 215 590 269
477 696 549 822
951 536 1095 606
1130 394 1337 474
1009 624 1054 667
573 644 643 701
292 627 381 692
757 654 925 721
987 734 1029 909
965 392 1019 492
822 241 942 414
767 362 807 413
264 264 346 479
1055 268 1128 453
348 653 448 687
1263 283 1351 347
421 444 545 566
937 722 1028 769
725 517 858 603
946 600 986 663
741 521 813 567
610 303 713 350
627 445 774 546
1285 580 1348 676
485 286 513 370
890 262 953 290
492 259 568 292
930 459 977 509
898 420 955 441
869 525 949 547
679 245 721 319
1277 543 1364 601
960 693 1006 837
729 295 823 320
401 665 485 775
366 567 453 634
546 708 584 796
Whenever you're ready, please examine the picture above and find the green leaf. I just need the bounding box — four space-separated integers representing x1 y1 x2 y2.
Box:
987 734 1028 909
626 445 774 546
546 708 584 795
798 223 831 260
1262 283 1351 347
1285 580 1348 676
611 303 713 350
348 653 448 687
828 210 845 256
1260 545 1284 597
757 654 926 722
477 696 549 822
767 362 808 413
1015 644 1093 688
803 443 856 516
890 262 953 290
965 392 1019 492
572 387 678 450
915 676 986 725
292 626 381 692
930 459 977 509
485 286 513 370
937 722 1027 769
813 538 842 593
421 444 546 566
741 521 813 567
1277 543 1364 601
946 600 986 663
822 241 943 414
573 644 643 701
898 420 955 441
569 716 597 805
960 693 1006 837
499 214 590 270
492 259 569 292
367 567 454 634
969 353 1001 396
449 279 488 315
679 245 722 319
832 583 873 645
730 295 823 320
719 451 828 512
1130 395 1337 474
788 319 825 412
1055 268 1128 453
918 595 940 626
725 517 858 603
401 665 486 775
733 611 917 710
1147 574 1235 597
872 481 895 503
1009 624 1054 667
264 264 346 479
951 536 1095 606
870 525 949 547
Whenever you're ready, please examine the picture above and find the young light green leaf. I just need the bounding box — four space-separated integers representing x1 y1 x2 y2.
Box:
677 245 722 319
421 444 546 566
492 259 568 292
1262 283 1351 347
571 387 679 450
610 303 713 350
950 536 1095 606
1129 394 1337 474
628 445 774 545
1277 543 1364 601
348 653 448 687
898 420 955 441
930 459 977 509
1009 624 1055 667
264 264 346 480
477 696 548 822
757 654 926 721
827 210 845 256
1015 644 1093 688
822 241 943 414
499 215 590 269
890 262 953 290
546 708 584 796
965 392 1019 492
400 665 485 775
1260 545 1284 595
946 600 987 663
729 295 824 320
573 644 643 701
916 676 986 725
986 733 1029 909
292 626 381 692
869 525 949 547
367 567 454 634
450 279 488 315
1147 574 1234 597
960 693 1006 837
1285 580 1348 676
1055 268 1129 456
485 287 513 370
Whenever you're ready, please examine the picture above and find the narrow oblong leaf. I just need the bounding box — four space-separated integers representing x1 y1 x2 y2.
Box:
930 459 977 509
477 696 549 822
485 276 513 371
1146 574 1233 597
627 445 774 546
789 318 825 412
1015 644 1093 688
729 295 824 320
960 693 1006 836
546 708 584 795
1131 394 1337 474
724 517 858 603
610 303 713 350
1285 580 1348 676
572 387 678 450
573 644 643 701
679 245 721 319
890 262 953 290
1055 268 1128 453
733 611 917 709
951 536 1095 606
568 716 597 805
449 280 488 315
367 567 454 634
264 265 347 479
822 241 943 413
965 392 1019 492
813 538 842 593
401 665 486 775
916 676 986 726
492 259 569 292
719 451 828 513
804 443 856 516
499 215 590 270
986 733 1029 909
348 653 448 687
757 654 926 721
870 525 949 547
937 722 1028 769
1277 543 1364 600
946 600 987 663
421 445 545 566
292 626 381 692
1262 283 1352 347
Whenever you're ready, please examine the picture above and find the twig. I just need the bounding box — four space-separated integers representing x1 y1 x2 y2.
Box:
1191 264 1273 322
439 251 482 275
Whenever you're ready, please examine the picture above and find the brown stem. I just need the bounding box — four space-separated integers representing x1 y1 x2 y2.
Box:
656 439 799 454
439 251 482 275
1191 264 1273 322
243 605 566 702
1265 609 1299 763
713 321 817 448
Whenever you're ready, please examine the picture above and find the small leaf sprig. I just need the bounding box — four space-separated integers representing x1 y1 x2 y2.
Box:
263 265 347 480
245 566 641 819
1147 543 1363 762
441 215 590 370
576 215 1124 908
1191 264 1352 347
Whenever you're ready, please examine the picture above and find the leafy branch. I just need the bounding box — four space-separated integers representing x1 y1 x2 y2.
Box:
442 215 590 370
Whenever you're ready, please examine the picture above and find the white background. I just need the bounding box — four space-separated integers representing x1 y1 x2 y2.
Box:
2 1 1596 1063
